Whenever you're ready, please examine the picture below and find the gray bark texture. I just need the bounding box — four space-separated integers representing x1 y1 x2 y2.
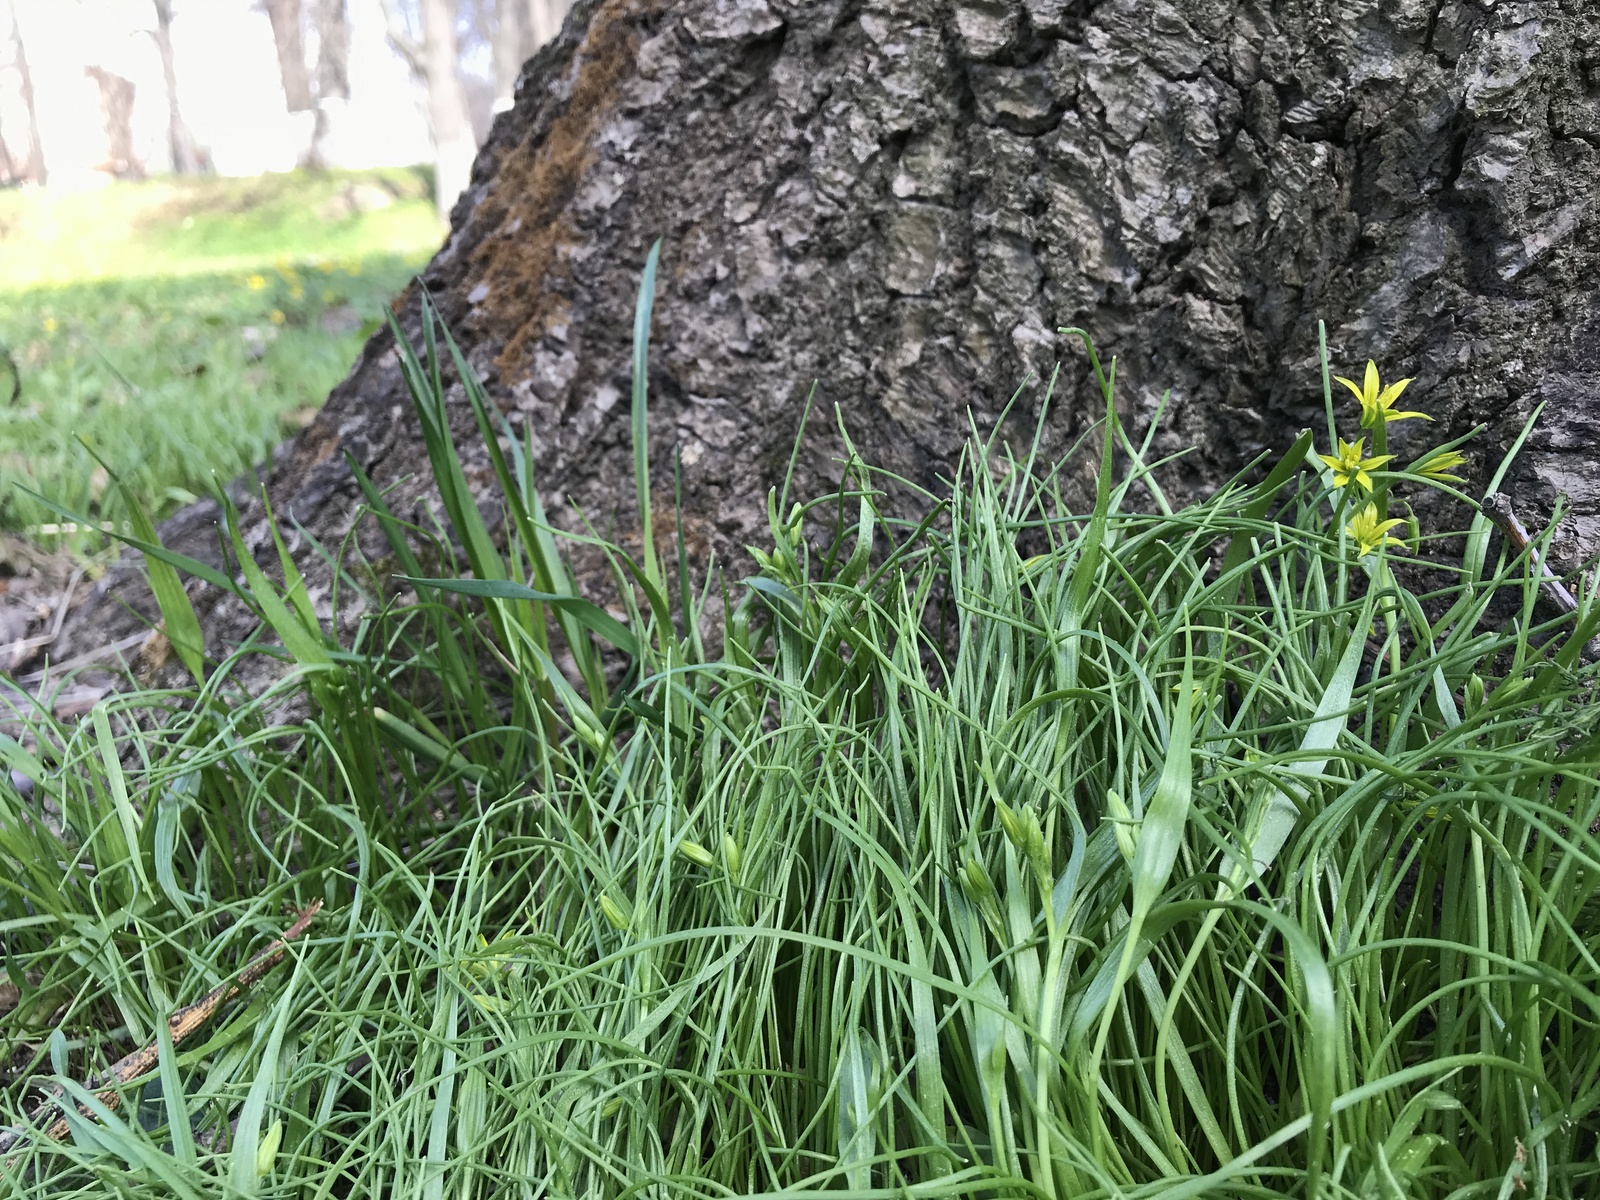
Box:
55 0 1600 681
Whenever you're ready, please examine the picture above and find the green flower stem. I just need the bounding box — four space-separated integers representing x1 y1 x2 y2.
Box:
1370 415 1390 522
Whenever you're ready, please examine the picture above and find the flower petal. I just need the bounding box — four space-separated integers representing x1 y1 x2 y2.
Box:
1363 361 1380 403
1374 377 1413 409
1335 376 1367 405
1382 409 1433 423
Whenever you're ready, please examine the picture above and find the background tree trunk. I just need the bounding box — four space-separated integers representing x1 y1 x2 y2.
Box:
264 0 315 113
84 65 142 179
6 0 46 184
59 0 1600 682
495 0 571 110
421 0 473 219
150 0 201 174
273 0 351 168
524 0 567 53
314 0 350 102
381 0 477 221
492 0 524 109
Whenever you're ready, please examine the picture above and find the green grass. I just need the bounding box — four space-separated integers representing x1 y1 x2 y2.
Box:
0 170 440 533
3 267 1600 1198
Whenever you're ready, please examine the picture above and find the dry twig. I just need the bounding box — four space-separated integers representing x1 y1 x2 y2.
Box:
0 900 322 1161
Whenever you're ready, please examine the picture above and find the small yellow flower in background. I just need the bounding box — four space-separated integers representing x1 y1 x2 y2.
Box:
343 259 362 276
269 309 286 325
290 284 305 300
317 259 335 274
42 316 57 333
1317 436 1392 492
1346 503 1408 556
1337 361 1428 427
246 273 267 291
322 289 337 304
1413 448 1468 483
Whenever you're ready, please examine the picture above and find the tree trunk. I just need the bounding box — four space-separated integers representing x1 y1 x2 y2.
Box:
265 0 315 113
492 0 524 109
57 0 1600 686
150 0 202 174
523 0 566 53
422 0 474 220
7 0 45 184
84 65 142 179
314 0 350 101
296 0 351 169
380 0 476 221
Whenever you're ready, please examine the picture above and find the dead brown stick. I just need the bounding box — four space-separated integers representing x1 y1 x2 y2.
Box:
1481 493 1580 617
0 900 322 1161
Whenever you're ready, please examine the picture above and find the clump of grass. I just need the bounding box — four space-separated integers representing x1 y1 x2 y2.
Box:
3 256 1600 1198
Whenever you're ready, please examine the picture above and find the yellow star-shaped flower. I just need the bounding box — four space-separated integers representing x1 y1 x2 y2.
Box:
1336 361 1428 427
1317 436 1393 492
1346 503 1408 557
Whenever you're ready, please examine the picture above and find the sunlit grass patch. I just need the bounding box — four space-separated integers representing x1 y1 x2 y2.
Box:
0 169 438 534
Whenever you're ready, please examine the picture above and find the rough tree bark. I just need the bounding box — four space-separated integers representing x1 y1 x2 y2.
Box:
56 0 1600 681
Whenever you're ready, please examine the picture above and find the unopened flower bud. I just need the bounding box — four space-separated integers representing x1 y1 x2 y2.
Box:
678 839 715 868
599 893 630 932
1106 789 1139 863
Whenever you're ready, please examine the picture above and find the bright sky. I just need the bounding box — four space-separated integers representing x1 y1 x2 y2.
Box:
6 0 432 187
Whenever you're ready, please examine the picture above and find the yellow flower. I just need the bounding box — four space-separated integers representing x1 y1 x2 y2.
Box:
343 259 362 276
290 284 304 300
1336 361 1428 427
316 259 335 274
1412 448 1467 483
1317 436 1393 492
1346 503 1408 557
269 309 286 325
246 273 267 291
42 316 57 333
